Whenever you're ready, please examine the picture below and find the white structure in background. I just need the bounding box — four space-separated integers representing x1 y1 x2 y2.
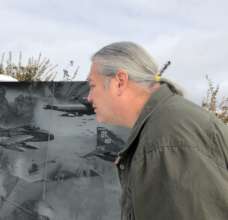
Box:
0 74 18 81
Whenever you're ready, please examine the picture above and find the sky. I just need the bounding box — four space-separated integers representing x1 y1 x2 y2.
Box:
0 0 227 103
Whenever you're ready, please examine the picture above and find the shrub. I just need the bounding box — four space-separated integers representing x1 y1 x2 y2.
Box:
202 75 228 124
0 52 57 81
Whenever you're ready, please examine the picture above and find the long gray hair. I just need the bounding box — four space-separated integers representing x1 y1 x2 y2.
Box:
92 41 183 96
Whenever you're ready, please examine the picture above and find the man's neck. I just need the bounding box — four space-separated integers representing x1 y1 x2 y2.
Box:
121 83 160 128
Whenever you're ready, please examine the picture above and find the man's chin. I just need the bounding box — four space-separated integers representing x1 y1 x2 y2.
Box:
96 115 117 126
96 114 110 124
96 114 105 123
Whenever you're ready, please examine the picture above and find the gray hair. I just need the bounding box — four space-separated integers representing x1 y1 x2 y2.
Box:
92 41 183 96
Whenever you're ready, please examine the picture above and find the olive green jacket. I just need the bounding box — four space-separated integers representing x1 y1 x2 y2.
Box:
116 84 228 220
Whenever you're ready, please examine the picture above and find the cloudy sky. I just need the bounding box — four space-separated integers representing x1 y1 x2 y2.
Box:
0 0 227 103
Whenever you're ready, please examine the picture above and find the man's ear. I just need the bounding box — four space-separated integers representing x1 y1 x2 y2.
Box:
115 69 128 95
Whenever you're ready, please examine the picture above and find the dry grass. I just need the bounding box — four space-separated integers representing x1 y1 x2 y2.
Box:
202 75 228 124
0 52 57 81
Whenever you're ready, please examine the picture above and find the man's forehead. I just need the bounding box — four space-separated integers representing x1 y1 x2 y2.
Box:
87 63 97 81
87 63 103 82
87 71 95 83
86 74 93 84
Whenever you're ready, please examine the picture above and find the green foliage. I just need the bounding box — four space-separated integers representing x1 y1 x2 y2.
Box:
202 75 228 124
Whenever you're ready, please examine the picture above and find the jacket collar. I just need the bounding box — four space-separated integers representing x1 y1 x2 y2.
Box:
118 84 174 157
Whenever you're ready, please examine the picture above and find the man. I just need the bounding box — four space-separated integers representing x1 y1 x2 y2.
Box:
87 42 228 220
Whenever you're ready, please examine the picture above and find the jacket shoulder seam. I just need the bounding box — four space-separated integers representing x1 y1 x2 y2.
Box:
142 145 227 170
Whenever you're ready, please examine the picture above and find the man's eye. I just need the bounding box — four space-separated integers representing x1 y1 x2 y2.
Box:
90 84 95 89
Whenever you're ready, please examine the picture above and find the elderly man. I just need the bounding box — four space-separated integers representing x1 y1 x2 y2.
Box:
87 42 228 220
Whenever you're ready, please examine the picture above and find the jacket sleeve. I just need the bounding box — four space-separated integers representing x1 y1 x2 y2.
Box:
130 146 228 220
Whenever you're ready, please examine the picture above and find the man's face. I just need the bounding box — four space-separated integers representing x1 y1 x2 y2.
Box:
87 63 116 124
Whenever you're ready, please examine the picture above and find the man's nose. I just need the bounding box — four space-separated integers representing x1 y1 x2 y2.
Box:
87 90 92 103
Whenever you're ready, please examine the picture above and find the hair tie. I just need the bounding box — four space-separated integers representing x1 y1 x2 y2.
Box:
154 61 171 82
154 73 161 82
